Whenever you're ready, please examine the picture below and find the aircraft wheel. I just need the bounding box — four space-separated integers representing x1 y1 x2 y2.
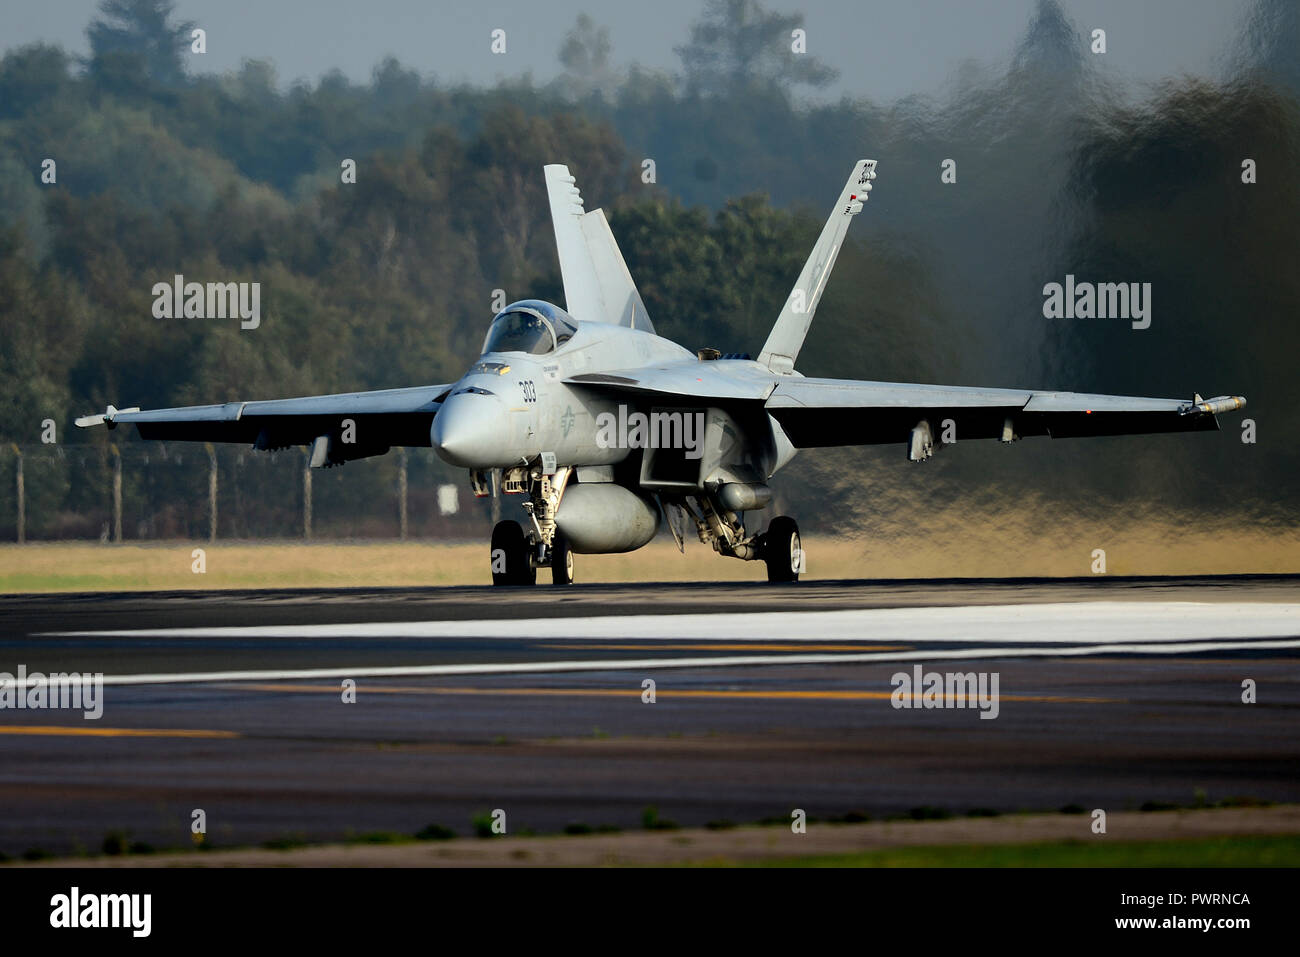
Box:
764 516 802 583
491 520 535 585
551 530 575 586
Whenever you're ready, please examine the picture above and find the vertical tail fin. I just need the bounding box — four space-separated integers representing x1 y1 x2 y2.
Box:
543 164 654 333
757 159 876 373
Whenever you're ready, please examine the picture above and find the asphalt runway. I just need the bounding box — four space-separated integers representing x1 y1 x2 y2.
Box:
1 575 1298 856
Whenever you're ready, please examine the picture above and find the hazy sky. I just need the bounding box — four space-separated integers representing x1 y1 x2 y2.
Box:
3 0 1251 101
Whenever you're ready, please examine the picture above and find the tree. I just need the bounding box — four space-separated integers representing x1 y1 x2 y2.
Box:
674 0 837 97
0 44 75 119
87 0 195 87
557 14 616 100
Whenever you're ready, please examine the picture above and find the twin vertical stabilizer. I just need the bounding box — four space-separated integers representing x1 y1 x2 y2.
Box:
543 164 654 333
757 159 876 374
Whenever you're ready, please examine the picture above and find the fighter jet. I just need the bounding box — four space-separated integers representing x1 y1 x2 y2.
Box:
77 160 1246 584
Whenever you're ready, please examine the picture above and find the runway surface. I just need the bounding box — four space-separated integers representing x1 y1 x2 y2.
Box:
1 575 1298 856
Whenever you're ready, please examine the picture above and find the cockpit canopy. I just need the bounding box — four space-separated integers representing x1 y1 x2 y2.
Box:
481 300 578 356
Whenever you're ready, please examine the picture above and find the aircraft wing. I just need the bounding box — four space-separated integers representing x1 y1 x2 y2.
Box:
75 384 450 466
567 362 1246 457
765 378 1245 450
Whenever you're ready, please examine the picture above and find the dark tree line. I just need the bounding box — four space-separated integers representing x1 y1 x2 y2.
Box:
0 0 1294 541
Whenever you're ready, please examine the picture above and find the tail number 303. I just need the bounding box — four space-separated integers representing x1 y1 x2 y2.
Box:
520 380 537 403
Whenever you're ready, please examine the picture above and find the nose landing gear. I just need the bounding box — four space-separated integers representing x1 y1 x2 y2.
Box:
551 530 574 586
488 462 576 586
490 520 536 586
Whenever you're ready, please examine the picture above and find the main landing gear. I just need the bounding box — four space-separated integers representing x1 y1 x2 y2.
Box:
762 515 802 583
683 494 804 584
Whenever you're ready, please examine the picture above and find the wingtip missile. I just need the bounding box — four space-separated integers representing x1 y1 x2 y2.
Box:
1180 394 1247 416
74 404 140 429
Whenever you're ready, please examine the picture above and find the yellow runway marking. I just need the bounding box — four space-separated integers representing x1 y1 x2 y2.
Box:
0 725 240 739
538 643 910 652
235 684 1118 704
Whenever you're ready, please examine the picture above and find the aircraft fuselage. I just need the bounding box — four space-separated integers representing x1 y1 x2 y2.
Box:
431 320 695 470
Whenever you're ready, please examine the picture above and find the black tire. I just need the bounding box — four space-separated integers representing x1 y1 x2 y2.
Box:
551 530 575 586
764 516 802 583
491 520 535 586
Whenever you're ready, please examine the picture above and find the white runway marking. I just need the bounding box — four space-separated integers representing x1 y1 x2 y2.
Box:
44 601 1300 644
6 639 1300 690
19 601 1300 687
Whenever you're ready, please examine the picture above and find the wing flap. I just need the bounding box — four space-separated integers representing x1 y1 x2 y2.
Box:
1022 392 1184 414
767 379 1032 410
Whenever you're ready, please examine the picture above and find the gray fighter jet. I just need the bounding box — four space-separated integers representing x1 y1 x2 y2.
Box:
77 160 1246 584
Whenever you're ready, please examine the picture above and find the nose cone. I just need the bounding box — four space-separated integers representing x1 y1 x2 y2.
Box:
431 393 505 468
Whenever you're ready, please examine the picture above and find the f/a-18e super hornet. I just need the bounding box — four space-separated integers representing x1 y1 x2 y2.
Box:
78 160 1247 585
